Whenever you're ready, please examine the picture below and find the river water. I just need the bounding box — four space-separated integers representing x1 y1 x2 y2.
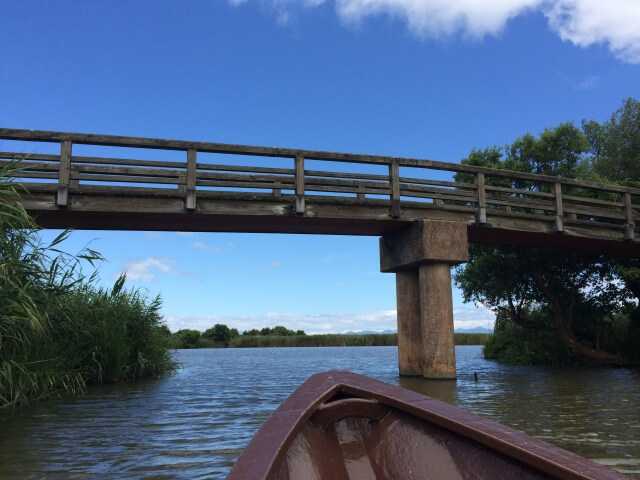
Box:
0 346 638 479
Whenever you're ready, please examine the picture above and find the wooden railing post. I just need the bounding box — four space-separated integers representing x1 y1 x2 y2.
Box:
389 161 400 218
57 140 72 207
475 172 486 224
553 182 564 232
185 148 197 211
295 155 305 214
624 191 635 240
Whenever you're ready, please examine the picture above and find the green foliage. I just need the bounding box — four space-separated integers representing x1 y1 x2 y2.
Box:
171 329 202 349
231 333 398 348
177 331 488 348
202 323 232 346
455 100 640 365
585 97 640 188
1 161 176 411
483 312 570 365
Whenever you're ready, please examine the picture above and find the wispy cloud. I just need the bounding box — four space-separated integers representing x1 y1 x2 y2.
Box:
120 257 196 282
228 0 640 64
556 73 600 91
577 76 599 90
192 241 222 253
163 306 494 333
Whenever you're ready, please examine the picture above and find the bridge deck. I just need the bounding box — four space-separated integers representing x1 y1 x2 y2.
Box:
1 128 639 257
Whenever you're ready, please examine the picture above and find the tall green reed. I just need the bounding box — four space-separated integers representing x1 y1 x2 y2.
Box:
1 161 175 411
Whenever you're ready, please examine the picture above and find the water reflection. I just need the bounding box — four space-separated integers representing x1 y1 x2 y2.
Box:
0 346 638 479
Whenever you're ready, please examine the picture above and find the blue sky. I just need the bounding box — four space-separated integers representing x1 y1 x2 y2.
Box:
2 0 639 333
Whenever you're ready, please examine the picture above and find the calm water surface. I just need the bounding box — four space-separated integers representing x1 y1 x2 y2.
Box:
1 346 639 479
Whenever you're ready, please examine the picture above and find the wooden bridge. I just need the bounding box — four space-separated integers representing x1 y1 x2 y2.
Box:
2 128 639 378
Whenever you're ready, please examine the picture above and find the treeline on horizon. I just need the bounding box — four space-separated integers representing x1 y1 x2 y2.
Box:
167 323 491 349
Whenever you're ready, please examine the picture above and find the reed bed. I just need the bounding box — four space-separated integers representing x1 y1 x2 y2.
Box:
1 162 176 411
230 333 490 348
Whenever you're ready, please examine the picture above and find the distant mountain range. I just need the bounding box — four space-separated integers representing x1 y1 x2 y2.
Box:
454 327 493 334
345 327 492 335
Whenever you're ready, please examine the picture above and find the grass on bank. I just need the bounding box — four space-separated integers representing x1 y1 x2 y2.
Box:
175 332 491 349
1 161 176 411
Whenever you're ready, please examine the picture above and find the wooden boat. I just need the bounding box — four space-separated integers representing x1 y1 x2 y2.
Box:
228 370 631 480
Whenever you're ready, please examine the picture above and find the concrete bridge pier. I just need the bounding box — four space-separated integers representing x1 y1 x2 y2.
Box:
380 220 468 379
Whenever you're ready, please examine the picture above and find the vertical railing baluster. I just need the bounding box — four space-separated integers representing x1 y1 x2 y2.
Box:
295 155 305 215
553 182 564 232
186 148 197 211
475 172 487 224
57 140 72 207
624 191 635 240
389 161 400 218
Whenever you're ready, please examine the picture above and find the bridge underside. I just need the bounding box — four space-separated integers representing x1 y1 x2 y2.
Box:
23 192 640 258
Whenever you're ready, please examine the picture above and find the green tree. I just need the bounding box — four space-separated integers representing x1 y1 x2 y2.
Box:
202 323 233 346
583 98 640 338
270 325 294 336
454 120 637 365
172 329 201 349
584 97 640 188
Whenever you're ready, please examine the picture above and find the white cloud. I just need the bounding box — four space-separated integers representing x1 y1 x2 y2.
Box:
544 0 640 64
120 257 195 281
453 302 496 331
335 0 543 38
164 310 398 334
163 306 494 333
192 241 222 253
227 0 640 63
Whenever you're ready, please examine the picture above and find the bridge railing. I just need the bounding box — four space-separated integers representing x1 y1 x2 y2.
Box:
0 128 638 240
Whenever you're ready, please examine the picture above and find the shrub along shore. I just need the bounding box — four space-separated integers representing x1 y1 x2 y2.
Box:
1 162 176 411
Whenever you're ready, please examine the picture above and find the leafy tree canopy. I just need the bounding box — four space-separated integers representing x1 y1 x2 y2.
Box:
455 98 640 366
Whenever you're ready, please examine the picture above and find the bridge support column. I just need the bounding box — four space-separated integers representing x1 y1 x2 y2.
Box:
380 220 468 379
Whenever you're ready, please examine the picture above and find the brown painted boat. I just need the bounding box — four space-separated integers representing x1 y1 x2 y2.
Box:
228 370 631 480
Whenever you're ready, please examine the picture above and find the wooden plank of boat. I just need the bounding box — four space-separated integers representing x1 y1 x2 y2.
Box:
228 370 631 480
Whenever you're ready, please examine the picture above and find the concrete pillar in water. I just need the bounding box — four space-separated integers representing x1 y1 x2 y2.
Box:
380 220 468 379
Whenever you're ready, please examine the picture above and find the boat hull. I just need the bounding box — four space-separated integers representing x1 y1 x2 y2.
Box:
229 370 631 480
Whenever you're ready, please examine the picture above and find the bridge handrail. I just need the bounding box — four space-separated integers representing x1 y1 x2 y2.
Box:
2 128 639 193
0 128 638 240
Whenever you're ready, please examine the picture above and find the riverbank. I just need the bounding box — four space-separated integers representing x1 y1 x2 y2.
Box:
198 332 490 348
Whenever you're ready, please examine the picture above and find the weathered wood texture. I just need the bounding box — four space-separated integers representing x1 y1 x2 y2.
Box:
395 271 423 376
384 220 466 379
380 220 469 272
419 262 457 379
1 128 639 255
